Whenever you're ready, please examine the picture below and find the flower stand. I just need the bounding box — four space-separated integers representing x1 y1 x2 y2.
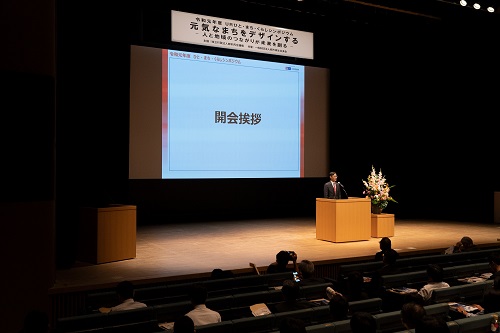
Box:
371 213 394 237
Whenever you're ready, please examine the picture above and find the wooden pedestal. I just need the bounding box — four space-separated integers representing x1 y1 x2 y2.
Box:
371 213 395 237
78 205 137 264
494 192 500 223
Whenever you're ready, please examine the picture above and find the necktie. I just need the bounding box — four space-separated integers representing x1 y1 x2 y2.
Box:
333 183 336 196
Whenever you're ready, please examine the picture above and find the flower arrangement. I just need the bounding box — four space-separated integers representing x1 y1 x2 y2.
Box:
362 166 397 212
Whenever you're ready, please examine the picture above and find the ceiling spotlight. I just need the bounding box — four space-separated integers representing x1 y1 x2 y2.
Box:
487 6 495 11
473 3 481 8
459 0 467 5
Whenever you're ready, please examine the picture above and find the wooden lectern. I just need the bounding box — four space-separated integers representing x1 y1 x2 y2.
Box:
316 197 371 242
78 205 137 264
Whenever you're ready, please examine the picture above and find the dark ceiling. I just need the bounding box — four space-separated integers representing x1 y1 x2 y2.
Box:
238 0 499 24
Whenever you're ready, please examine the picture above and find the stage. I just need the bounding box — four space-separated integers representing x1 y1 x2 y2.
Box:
52 217 500 293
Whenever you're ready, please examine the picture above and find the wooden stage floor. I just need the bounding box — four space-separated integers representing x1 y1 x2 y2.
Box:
53 217 500 292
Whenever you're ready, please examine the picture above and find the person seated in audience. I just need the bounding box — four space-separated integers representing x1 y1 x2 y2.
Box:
454 279 500 317
101 280 147 313
367 248 401 297
185 284 221 326
482 276 500 314
414 314 450 333
19 309 50 333
266 250 298 274
375 237 398 261
400 301 427 330
297 259 326 286
452 236 479 253
417 264 450 304
279 317 307 333
173 315 195 333
328 293 349 321
349 311 377 333
272 279 317 313
210 268 234 279
488 251 500 281
342 271 370 302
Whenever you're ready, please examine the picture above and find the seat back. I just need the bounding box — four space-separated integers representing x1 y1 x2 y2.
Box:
381 270 427 289
56 312 108 333
101 320 158 333
232 290 276 307
305 322 336 333
457 281 491 304
205 295 234 311
453 313 497 333
153 301 192 323
231 314 275 333
105 306 156 327
430 285 462 303
348 297 383 315
133 285 169 306
423 302 451 322
273 308 316 328
373 310 406 333
299 283 334 300
85 291 118 313
310 305 331 324
195 320 233 333
331 319 353 333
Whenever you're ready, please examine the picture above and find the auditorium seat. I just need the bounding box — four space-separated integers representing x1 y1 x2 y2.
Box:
422 302 451 321
381 270 428 289
273 308 316 327
348 297 384 315
373 310 407 333
231 314 275 333
431 280 493 305
153 301 192 324
452 313 498 333
100 320 158 333
133 285 170 306
194 320 233 333
303 322 335 333
298 282 334 300
56 307 157 333
56 312 108 333
373 302 452 333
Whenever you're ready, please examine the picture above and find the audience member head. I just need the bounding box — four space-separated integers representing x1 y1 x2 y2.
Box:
379 237 392 252
277 250 292 266
401 302 427 329
489 252 500 274
426 264 444 282
298 260 315 279
20 309 49 333
329 293 349 321
460 236 474 249
189 284 208 306
173 315 195 333
281 279 301 302
116 280 135 301
210 268 234 279
350 312 377 333
383 249 399 266
415 315 450 333
279 317 307 333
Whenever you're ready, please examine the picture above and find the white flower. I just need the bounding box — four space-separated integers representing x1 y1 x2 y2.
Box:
362 166 397 210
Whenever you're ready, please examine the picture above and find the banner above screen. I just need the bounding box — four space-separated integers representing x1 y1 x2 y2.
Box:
171 10 314 60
